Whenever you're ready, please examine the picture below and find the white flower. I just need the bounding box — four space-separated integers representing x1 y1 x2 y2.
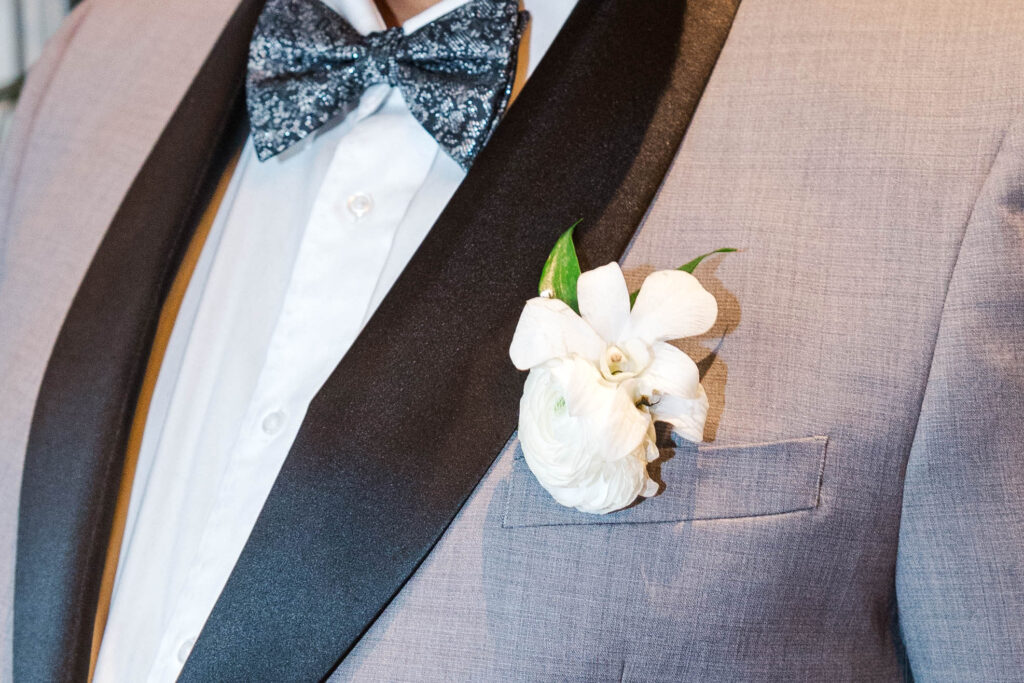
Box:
518 356 659 514
509 262 717 514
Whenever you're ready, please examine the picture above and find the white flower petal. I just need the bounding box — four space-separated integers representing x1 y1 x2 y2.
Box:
625 269 717 343
637 342 701 400
554 358 651 462
518 357 658 514
518 365 592 487
577 262 631 342
509 297 605 370
641 477 660 498
542 449 650 514
649 385 710 443
643 420 660 463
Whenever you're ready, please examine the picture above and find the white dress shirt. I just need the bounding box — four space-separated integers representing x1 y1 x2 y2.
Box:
92 0 576 680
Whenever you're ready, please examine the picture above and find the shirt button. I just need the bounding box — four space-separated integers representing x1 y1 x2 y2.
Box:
261 409 286 436
177 636 196 663
346 192 373 220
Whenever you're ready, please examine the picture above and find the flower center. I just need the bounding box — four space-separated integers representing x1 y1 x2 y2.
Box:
599 340 652 383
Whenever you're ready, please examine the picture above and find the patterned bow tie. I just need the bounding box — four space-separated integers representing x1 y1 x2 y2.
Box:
246 0 529 168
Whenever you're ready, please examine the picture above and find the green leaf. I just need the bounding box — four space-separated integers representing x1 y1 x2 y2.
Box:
677 247 738 274
628 247 738 307
538 220 583 312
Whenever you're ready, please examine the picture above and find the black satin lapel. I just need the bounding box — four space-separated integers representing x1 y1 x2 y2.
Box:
13 2 264 681
180 1 740 680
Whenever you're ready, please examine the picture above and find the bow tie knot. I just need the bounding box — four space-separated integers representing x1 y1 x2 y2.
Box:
246 0 528 168
359 27 404 87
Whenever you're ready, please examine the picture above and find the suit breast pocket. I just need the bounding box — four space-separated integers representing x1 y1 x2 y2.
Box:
501 435 829 528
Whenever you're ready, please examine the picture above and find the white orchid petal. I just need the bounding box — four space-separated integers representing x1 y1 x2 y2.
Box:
555 358 650 462
638 342 701 400
626 269 717 343
509 297 605 370
577 262 631 342
590 391 652 463
649 385 710 443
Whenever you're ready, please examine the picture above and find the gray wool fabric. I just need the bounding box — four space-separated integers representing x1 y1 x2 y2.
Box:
327 1 1024 679
3 0 1024 681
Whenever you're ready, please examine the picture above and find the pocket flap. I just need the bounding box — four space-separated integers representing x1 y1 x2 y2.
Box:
502 435 828 528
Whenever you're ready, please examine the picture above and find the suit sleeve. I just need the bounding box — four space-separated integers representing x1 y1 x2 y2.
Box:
895 116 1024 679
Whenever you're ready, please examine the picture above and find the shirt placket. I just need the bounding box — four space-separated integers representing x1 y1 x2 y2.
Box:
145 88 438 681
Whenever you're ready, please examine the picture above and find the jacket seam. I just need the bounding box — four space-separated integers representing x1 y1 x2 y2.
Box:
902 118 1013 488
891 115 1017 679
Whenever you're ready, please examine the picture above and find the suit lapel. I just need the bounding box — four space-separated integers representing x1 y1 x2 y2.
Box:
13 1 263 681
181 0 740 680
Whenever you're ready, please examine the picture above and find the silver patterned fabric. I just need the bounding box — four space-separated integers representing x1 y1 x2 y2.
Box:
246 0 528 168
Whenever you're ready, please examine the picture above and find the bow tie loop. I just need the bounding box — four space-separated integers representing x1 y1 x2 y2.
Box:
246 0 528 168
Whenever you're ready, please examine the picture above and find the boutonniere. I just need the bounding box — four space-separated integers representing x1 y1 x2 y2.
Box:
509 222 733 514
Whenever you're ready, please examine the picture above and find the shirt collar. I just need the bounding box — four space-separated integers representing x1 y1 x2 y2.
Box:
322 0 472 35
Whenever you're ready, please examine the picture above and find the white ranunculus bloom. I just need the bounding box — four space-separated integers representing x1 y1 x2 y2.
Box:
510 262 717 514
517 357 659 514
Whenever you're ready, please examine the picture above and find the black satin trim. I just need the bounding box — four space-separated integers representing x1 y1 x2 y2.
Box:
13 2 264 681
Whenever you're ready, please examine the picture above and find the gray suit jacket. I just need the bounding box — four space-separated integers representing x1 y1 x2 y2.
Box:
2 0 1023 680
